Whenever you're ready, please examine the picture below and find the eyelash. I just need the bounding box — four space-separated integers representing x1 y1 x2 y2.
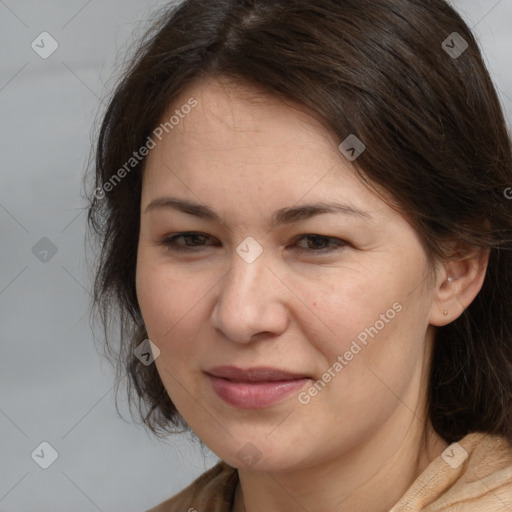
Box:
157 232 347 254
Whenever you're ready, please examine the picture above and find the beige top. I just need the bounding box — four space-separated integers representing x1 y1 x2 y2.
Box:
147 432 512 511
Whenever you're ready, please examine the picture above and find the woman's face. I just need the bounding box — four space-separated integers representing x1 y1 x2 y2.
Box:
136 78 440 471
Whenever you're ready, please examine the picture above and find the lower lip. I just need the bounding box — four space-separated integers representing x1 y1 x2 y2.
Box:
207 375 310 409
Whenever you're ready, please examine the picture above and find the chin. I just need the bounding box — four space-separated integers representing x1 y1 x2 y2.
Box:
205 432 316 473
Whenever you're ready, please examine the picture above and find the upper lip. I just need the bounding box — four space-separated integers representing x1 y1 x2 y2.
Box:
206 366 310 382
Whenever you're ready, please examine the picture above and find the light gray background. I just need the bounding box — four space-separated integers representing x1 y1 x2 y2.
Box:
1 1 511 511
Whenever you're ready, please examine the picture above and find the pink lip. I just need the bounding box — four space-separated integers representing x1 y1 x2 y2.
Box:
206 366 311 409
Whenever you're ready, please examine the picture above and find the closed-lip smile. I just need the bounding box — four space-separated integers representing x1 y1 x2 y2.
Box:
205 366 311 408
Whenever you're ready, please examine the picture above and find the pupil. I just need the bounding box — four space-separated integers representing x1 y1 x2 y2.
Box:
190 234 204 245
309 236 326 249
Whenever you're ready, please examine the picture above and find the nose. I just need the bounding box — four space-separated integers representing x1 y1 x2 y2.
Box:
211 250 289 344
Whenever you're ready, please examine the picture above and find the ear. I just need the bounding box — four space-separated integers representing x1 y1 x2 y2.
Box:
429 246 490 327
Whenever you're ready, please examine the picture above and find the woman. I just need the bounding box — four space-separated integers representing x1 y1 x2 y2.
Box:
87 0 512 510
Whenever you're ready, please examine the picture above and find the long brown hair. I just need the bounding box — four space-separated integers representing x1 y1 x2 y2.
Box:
87 0 512 444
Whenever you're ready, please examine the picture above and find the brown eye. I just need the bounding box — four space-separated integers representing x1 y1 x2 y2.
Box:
291 234 347 253
159 232 219 252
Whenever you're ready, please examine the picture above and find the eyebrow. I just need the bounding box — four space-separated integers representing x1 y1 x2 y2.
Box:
144 197 372 225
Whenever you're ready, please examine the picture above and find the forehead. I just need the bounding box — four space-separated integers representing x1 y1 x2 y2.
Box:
141 77 389 220
166 78 336 156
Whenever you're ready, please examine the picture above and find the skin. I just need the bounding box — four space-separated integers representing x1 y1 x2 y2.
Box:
136 77 489 511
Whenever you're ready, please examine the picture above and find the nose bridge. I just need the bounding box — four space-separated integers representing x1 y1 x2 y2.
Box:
230 255 261 295
212 248 287 342
223 253 271 316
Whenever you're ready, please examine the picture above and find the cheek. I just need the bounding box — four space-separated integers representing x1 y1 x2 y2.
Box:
315 277 431 408
136 256 200 344
135 253 225 374
293 255 433 412
291 259 417 359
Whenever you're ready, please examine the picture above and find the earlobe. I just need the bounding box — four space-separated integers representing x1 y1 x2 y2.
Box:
429 247 490 327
